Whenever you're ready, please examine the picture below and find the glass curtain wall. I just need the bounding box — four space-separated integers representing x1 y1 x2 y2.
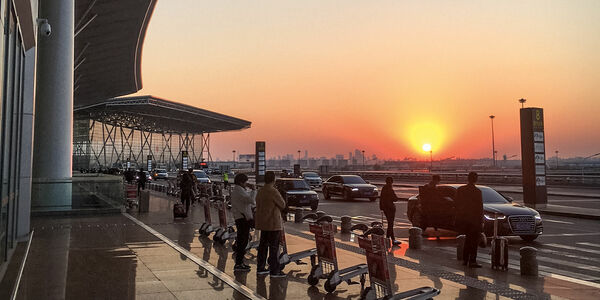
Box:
0 0 26 267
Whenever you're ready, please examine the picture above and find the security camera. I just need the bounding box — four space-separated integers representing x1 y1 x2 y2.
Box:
37 19 51 37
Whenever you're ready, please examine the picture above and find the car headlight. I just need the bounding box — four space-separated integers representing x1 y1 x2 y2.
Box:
534 213 541 220
484 213 506 220
351 188 359 192
373 187 378 192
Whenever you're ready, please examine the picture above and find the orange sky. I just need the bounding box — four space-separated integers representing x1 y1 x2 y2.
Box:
134 1 600 160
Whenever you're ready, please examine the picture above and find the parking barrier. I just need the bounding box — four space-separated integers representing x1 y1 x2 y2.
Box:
340 216 352 234
294 207 303 223
456 235 466 260
520 246 538 276
408 227 423 249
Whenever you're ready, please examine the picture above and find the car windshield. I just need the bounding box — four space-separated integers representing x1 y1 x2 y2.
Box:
194 171 208 178
285 180 311 190
342 176 366 184
303 172 318 177
481 187 510 204
156 169 166 173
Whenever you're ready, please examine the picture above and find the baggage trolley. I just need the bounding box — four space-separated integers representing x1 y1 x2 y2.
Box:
125 184 138 208
199 196 218 236
212 196 236 244
303 213 369 293
278 222 317 271
355 223 440 300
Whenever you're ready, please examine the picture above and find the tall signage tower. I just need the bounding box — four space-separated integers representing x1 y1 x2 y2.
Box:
520 107 548 208
255 141 266 183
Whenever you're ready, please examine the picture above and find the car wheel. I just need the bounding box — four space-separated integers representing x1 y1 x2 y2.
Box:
343 189 352 201
411 210 427 231
323 188 330 199
311 203 318 211
520 235 539 242
369 197 377 202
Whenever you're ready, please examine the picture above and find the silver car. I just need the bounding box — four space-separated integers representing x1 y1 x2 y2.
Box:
302 172 323 188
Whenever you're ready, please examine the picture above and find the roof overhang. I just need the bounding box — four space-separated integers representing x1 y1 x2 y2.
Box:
74 0 157 106
74 96 252 134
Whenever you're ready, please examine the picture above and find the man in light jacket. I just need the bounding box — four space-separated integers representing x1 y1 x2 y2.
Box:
255 171 287 277
231 173 256 272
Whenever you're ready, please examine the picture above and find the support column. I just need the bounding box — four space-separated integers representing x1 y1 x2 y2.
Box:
32 0 74 210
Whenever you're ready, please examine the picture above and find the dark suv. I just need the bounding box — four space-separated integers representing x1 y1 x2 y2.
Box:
275 178 319 210
322 175 378 202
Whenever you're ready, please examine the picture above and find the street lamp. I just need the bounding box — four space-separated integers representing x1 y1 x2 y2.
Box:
489 115 496 167
232 150 236 168
422 144 432 171
298 150 301 163
519 98 526 108
362 150 365 169
555 150 559 169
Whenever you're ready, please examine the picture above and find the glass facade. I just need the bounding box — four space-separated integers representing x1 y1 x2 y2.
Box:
0 0 26 267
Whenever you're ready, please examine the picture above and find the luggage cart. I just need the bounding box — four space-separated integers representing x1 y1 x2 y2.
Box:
199 196 218 236
355 223 440 300
278 222 317 271
125 184 138 209
212 196 236 244
303 213 369 293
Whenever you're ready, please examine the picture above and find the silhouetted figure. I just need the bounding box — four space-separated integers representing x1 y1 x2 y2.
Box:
380 177 401 245
137 168 147 193
180 170 194 216
255 171 286 277
188 168 198 204
124 169 134 184
420 174 442 222
455 172 483 268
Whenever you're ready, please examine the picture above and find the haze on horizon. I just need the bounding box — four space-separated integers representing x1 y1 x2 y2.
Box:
134 0 600 161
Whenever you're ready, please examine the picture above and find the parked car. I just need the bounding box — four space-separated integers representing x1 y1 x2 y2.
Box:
192 169 211 184
407 184 543 241
280 169 294 178
322 175 378 202
275 178 319 210
154 169 169 180
302 172 323 188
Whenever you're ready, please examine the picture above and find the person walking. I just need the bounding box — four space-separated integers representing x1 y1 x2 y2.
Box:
188 168 198 205
223 172 229 188
455 172 483 268
380 177 402 245
255 171 286 278
231 173 256 272
137 168 147 194
179 170 194 216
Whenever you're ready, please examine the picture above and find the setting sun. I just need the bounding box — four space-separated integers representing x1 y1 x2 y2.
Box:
422 143 432 152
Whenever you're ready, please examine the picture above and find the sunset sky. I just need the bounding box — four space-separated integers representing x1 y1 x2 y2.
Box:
135 0 600 161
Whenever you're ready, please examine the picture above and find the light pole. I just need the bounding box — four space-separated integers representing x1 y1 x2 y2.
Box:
555 150 559 169
362 150 365 169
422 144 432 172
232 150 236 168
297 150 301 163
489 115 496 167
519 98 526 108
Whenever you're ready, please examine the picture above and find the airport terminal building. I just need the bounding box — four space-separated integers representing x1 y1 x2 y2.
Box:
0 0 249 277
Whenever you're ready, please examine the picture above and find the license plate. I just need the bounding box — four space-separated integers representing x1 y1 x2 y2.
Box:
515 223 530 231
300 199 309 204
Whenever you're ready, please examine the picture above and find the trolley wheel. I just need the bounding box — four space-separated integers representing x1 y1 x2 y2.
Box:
307 274 319 286
324 279 337 293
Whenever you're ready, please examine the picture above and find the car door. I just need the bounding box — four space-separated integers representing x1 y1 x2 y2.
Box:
331 176 342 195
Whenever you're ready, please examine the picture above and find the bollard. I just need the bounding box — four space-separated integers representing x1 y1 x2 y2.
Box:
456 235 466 260
479 232 487 248
408 227 423 249
316 211 326 219
294 207 303 223
520 247 538 276
341 216 352 234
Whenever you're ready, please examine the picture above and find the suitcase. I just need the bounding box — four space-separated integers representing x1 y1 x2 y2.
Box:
173 203 186 218
490 213 508 270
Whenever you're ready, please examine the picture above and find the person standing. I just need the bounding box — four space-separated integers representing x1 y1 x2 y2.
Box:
188 168 198 205
455 172 483 268
179 170 193 216
223 172 229 188
255 171 286 278
137 168 147 194
231 173 256 272
380 177 402 245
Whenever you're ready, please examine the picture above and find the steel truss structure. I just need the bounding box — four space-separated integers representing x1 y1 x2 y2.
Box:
73 96 250 171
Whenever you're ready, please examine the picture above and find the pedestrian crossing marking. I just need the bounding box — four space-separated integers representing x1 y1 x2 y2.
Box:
577 242 600 249
546 243 600 255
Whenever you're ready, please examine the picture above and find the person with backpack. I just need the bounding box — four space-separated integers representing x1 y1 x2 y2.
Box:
231 173 256 272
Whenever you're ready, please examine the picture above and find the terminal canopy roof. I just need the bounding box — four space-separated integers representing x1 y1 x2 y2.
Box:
74 0 157 106
74 96 251 134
